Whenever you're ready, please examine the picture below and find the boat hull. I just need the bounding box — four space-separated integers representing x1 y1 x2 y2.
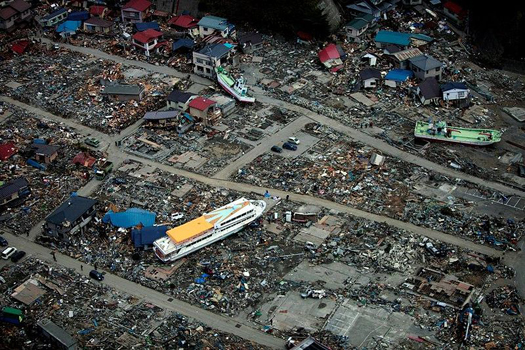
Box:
216 73 255 103
414 134 498 146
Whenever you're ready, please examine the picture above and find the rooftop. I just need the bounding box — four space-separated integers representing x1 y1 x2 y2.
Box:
168 14 198 28
375 30 411 46
42 7 67 21
418 77 441 98
84 17 113 27
143 110 180 120
197 15 229 31
32 143 59 156
318 43 341 63
167 89 195 103
188 97 216 111
346 18 368 31
385 69 414 82
198 43 232 58
123 0 151 12
360 68 381 80
409 54 442 71
133 28 162 43
441 82 468 91
45 195 97 226
0 177 28 201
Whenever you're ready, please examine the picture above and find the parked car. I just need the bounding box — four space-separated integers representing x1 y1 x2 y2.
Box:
1 247 17 260
283 142 297 151
84 137 100 148
89 270 104 281
271 145 282 153
11 251 26 263
171 212 184 221
288 137 300 145
0 236 7 246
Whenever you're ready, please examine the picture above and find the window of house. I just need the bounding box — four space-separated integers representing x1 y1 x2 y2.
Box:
458 91 465 98
197 66 203 71
435 66 440 71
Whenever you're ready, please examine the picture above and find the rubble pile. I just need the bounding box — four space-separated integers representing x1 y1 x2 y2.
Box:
0 104 89 233
234 126 524 249
0 48 168 133
485 285 522 315
0 258 267 349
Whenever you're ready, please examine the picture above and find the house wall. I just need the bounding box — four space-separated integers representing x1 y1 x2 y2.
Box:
188 107 208 120
0 17 14 30
122 8 143 23
42 12 67 27
133 39 158 56
346 24 368 38
411 65 442 81
167 99 192 111
193 51 216 78
363 78 378 89
443 89 468 101
84 24 111 33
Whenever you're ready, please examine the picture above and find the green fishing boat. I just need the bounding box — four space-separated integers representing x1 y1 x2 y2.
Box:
414 121 502 146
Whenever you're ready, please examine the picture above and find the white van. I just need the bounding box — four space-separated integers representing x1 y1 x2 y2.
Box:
1 247 17 260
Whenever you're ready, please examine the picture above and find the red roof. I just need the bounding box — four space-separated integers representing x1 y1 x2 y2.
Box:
168 14 198 29
9 0 31 12
0 142 17 161
188 97 216 111
0 6 17 20
89 5 107 16
318 43 340 63
444 1 463 15
132 29 162 43
12 40 29 55
123 0 151 12
72 152 96 167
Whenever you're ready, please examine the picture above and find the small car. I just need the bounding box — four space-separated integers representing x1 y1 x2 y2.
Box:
171 212 184 221
0 236 7 247
11 250 26 263
282 142 297 151
271 145 282 153
84 137 100 148
288 137 300 145
89 270 104 281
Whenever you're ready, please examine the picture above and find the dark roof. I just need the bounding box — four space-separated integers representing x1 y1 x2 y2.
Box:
102 84 143 96
238 32 263 46
384 44 401 54
0 177 28 201
131 225 167 247
441 82 468 91
198 43 231 58
45 195 97 225
8 0 31 12
172 38 194 51
42 8 67 21
143 110 179 120
409 54 442 71
360 68 381 80
84 17 113 27
418 77 441 98
32 143 59 156
135 21 159 32
37 319 77 348
0 6 17 20
167 89 195 103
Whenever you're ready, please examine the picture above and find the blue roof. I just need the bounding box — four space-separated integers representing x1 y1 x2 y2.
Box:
56 20 81 33
375 30 411 46
411 33 433 42
103 208 156 228
43 8 67 21
198 43 232 58
197 15 228 31
131 225 167 247
385 69 414 82
441 82 468 91
172 38 194 51
135 22 160 32
67 11 89 21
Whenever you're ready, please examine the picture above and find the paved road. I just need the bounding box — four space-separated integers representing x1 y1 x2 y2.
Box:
214 116 310 179
39 38 213 90
252 93 525 198
4 96 504 256
38 38 524 197
0 229 286 349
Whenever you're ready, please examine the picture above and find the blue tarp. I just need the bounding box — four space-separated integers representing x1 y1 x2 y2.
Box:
103 208 156 228
67 11 89 21
385 69 414 82
172 38 194 51
131 225 167 248
135 22 160 32
27 159 46 170
56 20 81 33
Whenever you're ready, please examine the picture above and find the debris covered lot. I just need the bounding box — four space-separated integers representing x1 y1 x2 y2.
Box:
0 103 89 234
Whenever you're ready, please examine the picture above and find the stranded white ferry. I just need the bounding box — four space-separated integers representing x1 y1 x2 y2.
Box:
153 198 266 262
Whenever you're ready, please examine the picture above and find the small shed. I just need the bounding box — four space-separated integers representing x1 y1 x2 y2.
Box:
384 69 414 87
31 143 59 163
414 77 441 105
101 84 144 101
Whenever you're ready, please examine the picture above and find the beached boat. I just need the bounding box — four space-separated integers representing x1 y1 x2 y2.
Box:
215 66 255 103
414 120 501 146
